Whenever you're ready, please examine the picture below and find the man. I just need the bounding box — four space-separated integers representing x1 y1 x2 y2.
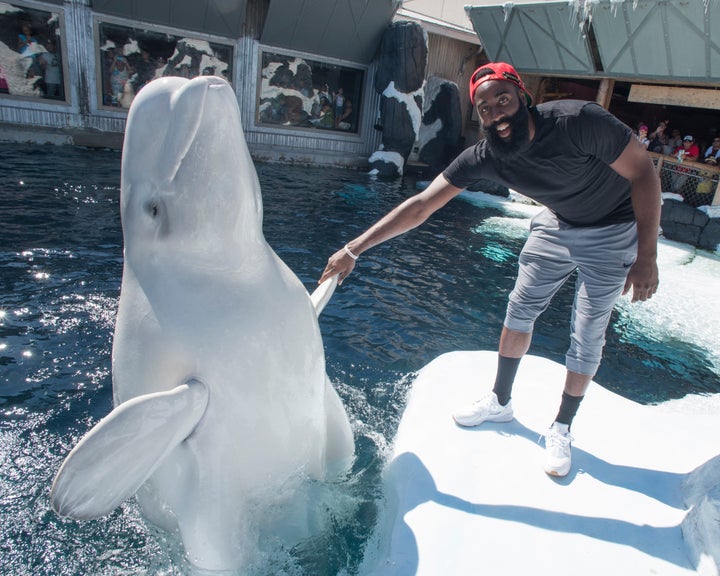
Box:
703 137 720 165
39 39 62 100
671 135 700 194
647 121 669 153
673 135 699 162
319 62 660 477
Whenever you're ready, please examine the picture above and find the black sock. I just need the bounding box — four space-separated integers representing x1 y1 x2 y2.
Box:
555 392 584 428
492 355 521 406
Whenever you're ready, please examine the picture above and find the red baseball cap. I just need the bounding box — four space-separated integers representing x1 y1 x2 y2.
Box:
469 62 532 106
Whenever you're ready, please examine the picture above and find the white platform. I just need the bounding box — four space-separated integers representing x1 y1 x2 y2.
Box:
362 351 720 576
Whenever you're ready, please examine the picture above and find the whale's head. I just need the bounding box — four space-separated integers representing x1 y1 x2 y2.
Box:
120 76 263 261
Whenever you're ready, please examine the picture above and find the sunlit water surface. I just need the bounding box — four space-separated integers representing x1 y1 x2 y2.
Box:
1 143 718 575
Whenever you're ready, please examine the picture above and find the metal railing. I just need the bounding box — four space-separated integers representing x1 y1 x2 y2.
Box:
649 152 720 207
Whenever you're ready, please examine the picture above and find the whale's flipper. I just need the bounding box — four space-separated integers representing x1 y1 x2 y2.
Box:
51 379 208 520
323 376 355 476
310 275 339 316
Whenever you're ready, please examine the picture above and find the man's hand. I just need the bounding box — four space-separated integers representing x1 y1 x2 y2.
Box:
622 256 659 302
319 248 356 285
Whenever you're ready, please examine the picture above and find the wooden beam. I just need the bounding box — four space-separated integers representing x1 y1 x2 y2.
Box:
596 78 615 109
628 84 720 110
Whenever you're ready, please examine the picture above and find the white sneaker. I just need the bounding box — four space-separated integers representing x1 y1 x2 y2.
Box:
544 422 573 477
452 392 514 427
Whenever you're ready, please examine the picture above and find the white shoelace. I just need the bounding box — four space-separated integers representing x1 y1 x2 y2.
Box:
540 428 573 451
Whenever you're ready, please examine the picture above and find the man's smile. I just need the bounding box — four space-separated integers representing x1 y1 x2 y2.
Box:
493 120 512 138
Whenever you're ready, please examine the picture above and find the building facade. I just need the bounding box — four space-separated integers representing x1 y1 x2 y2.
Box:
0 0 404 167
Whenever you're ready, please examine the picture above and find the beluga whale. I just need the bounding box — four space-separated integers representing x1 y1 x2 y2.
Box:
50 75 355 571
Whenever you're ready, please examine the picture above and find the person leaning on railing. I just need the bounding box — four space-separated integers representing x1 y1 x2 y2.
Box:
703 137 720 166
669 135 700 194
673 135 700 162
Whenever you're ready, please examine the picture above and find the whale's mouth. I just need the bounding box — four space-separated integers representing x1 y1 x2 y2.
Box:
167 78 235 185
162 77 230 185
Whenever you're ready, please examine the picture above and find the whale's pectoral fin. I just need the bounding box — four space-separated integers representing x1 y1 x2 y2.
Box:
310 275 339 316
50 379 208 520
323 375 355 477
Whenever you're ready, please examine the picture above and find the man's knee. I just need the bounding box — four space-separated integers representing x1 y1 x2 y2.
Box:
499 326 532 357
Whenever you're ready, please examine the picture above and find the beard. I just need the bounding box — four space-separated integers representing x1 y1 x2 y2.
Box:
482 103 531 157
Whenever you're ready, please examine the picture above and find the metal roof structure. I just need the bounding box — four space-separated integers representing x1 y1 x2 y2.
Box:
261 0 401 63
91 0 249 38
91 0 401 64
465 0 720 84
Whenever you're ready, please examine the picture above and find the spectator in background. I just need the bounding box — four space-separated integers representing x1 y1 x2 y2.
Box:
101 41 116 105
132 49 157 93
671 135 700 194
648 121 669 154
668 128 683 153
333 87 345 122
310 98 334 129
317 83 331 105
703 137 720 166
336 97 353 130
18 22 42 79
674 135 700 162
17 22 37 54
108 46 132 106
38 38 62 99
636 124 650 149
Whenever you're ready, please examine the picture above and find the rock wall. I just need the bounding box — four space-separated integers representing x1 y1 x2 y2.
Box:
369 21 427 178
661 198 720 252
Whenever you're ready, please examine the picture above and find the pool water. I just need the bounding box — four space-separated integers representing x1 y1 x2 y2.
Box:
0 143 718 575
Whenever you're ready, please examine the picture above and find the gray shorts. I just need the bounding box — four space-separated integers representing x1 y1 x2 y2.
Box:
504 208 638 376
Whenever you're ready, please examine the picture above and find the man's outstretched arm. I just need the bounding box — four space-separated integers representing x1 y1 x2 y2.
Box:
319 173 464 284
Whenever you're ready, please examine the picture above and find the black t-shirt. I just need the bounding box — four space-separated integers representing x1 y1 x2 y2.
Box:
443 100 634 226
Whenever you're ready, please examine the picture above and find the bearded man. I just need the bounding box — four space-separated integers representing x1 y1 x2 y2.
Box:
319 62 661 477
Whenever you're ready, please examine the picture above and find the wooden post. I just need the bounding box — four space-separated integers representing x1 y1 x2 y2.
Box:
596 78 615 109
655 154 664 175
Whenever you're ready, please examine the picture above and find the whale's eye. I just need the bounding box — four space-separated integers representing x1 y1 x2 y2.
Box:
141 198 168 236
145 201 159 218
